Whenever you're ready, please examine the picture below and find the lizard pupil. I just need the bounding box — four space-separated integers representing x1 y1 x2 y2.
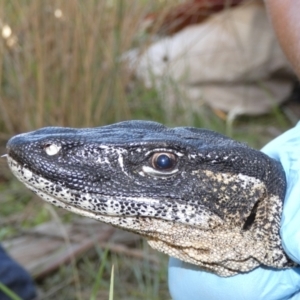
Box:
152 153 176 170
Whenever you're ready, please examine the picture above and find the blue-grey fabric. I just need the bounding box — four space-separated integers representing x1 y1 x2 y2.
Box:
0 245 36 300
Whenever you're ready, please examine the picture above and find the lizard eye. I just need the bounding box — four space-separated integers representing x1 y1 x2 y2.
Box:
43 143 61 156
151 153 177 170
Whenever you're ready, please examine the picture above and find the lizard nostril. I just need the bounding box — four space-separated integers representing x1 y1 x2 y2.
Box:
43 143 61 156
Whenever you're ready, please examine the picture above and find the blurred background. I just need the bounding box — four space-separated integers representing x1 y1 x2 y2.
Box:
0 0 299 299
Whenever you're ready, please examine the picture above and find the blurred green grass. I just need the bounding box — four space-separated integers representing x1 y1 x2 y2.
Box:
0 0 294 299
0 0 169 135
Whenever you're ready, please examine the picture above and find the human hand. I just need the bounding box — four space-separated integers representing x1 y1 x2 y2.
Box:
168 123 300 300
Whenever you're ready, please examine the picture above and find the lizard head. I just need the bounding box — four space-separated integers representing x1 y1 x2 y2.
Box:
5 120 294 276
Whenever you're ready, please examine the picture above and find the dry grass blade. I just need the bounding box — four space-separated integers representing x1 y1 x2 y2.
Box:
0 282 22 300
0 0 170 135
109 265 114 300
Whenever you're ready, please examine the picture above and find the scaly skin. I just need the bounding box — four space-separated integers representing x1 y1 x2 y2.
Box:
5 121 295 276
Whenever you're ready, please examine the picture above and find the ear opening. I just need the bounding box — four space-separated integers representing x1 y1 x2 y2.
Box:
242 201 259 231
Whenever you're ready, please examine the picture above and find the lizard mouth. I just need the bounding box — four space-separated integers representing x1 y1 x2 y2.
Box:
6 155 112 218
6 155 221 231
6 155 162 217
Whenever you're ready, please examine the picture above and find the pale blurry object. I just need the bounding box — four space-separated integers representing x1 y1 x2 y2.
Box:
126 0 295 119
0 20 18 48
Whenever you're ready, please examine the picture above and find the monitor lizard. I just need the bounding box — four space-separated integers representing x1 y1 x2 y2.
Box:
4 120 296 276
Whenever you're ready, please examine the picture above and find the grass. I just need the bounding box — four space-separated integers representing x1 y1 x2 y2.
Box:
90 248 110 300
0 0 171 136
35 240 169 300
0 282 22 300
0 0 296 299
108 265 114 300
